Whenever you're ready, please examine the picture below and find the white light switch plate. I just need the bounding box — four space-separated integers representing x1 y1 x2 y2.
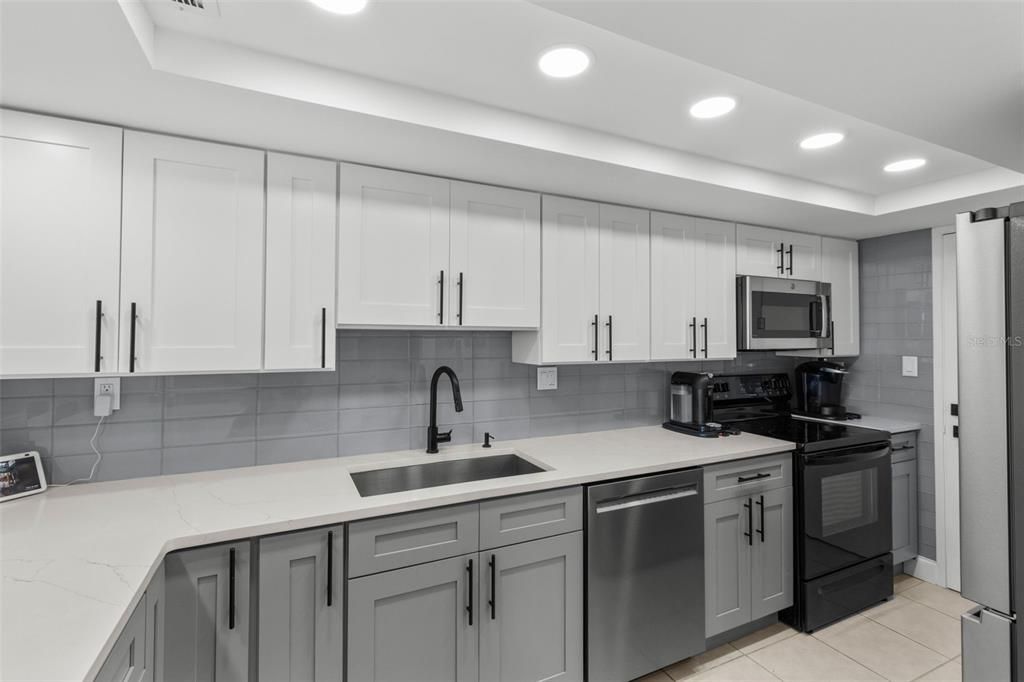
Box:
901 356 918 377
537 367 558 391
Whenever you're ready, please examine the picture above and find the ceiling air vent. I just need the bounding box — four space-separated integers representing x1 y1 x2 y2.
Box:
170 0 207 12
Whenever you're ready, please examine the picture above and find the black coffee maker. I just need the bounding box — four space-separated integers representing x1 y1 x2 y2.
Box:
793 360 855 420
663 372 722 437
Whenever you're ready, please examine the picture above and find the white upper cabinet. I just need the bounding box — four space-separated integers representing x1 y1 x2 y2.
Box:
737 224 821 280
783 236 860 358
0 111 123 376
337 164 450 327
599 204 650 362
449 182 540 328
264 153 338 371
651 214 735 361
121 132 265 374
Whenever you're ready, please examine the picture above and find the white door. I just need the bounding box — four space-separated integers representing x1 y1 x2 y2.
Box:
337 164 450 327
650 212 697 361
786 231 823 281
121 132 265 373
694 218 737 360
538 196 600 363
264 153 337 371
449 182 540 329
0 110 122 376
736 224 786 278
599 204 650 362
939 230 961 589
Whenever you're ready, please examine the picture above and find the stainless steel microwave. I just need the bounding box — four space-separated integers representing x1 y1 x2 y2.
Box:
737 276 831 351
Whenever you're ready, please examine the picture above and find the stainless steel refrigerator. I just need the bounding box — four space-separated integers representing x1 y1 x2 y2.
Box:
957 201 1024 680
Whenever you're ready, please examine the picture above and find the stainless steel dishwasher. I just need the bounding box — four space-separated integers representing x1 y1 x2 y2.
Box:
586 468 704 682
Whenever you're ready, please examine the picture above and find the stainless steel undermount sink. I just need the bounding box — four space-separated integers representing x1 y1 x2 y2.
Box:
351 452 546 497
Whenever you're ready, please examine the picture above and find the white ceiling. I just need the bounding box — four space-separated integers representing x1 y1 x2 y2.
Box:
1 0 1021 239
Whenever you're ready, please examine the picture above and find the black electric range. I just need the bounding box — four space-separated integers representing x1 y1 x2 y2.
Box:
722 414 887 454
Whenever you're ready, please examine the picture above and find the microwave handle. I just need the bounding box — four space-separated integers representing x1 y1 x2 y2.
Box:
809 297 823 335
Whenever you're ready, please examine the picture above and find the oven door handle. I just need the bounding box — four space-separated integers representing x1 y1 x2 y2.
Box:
804 444 891 465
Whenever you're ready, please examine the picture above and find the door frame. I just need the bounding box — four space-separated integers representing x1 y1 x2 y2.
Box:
926 224 959 588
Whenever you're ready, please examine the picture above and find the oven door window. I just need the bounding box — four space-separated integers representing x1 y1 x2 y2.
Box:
802 448 892 580
750 291 823 339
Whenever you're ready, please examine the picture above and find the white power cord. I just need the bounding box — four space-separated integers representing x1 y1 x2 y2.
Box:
52 416 105 487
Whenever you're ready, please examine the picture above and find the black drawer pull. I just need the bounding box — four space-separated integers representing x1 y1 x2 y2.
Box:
756 495 765 542
326 530 334 607
737 472 772 483
743 498 753 546
488 554 496 620
228 548 236 630
466 558 474 626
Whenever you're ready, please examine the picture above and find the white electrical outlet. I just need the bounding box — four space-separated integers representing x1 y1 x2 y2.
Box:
94 377 121 417
537 367 558 391
901 356 918 378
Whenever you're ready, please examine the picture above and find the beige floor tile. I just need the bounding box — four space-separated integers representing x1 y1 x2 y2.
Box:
729 622 800 655
902 582 976 618
748 634 883 680
810 613 870 639
894 574 924 594
632 671 674 682
683 656 779 681
915 656 962 681
812 616 947 681
871 598 961 658
861 595 913 620
664 645 743 679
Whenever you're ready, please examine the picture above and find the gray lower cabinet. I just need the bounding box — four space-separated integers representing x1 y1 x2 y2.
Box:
258 525 344 682
348 554 479 682
147 563 164 682
480 532 583 682
96 593 149 682
164 541 251 682
892 459 919 564
704 483 793 637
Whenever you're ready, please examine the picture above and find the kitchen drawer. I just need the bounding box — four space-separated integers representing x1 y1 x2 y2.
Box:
348 503 479 577
479 486 582 550
703 453 792 503
96 593 147 682
891 431 917 464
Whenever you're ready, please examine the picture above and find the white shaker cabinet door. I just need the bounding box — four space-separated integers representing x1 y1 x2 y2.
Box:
536 196 600 363
786 230 823 281
449 182 540 328
120 132 265 374
337 164 450 327
694 218 737 360
823 236 859 356
599 204 650 362
264 153 337 371
0 110 122 376
736 224 787 278
650 212 698 361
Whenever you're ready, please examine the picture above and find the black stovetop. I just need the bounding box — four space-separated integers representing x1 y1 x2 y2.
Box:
722 414 888 454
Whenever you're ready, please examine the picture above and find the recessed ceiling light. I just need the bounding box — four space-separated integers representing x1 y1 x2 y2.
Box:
538 46 591 78
309 0 367 15
689 96 736 119
800 132 845 150
884 158 927 173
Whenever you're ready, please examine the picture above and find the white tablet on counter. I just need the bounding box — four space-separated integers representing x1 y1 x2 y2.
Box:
0 451 47 502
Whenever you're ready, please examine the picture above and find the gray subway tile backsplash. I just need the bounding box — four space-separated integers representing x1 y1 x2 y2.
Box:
0 331 796 484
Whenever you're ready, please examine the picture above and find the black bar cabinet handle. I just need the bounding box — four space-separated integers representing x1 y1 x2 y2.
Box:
756 495 765 542
743 498 753 545
592 314 599 360
786 244 794 274
690 317 697 358
321 307 327 369
94 300 103 372
488 554 496 620
327 530 334 606
228 547 236 630
438 271 445 323
737 472 771 483
466 558 474 626
829 320 835 355
701 317 708 358
606 315 613 361
129 302 138 373
457 272 464 325
777 244 785 273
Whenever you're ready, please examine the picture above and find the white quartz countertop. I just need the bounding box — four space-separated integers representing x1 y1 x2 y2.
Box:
793 413 922 434
0 425 793 682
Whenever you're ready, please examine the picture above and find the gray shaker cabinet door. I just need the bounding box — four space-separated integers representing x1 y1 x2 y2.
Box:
258 526 344 682
347 554 480 682
479 532 583 682
892 460 919 564
164 542 251 682
704 496 752 637
96 593 148 682
146 562 164 682
750 487 794 620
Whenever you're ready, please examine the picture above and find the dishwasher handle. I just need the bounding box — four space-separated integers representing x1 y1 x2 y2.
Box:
594 484 699 514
